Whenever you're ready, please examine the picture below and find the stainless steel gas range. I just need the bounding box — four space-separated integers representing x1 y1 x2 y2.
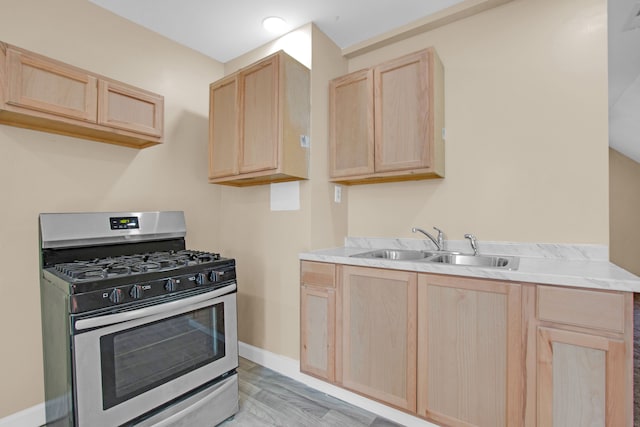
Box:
39 211 239 427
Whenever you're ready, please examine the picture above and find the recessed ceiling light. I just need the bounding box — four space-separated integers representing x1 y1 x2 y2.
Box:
262 16 287 33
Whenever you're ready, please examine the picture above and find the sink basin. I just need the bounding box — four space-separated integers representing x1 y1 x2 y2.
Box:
350 249 519 270
351 249 435 260
430 254 519 270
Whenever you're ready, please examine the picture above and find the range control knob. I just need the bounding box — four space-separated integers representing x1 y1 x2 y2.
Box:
109 288 124 304
208 271 218 282
165 278 177 292
195 273 206 286
130 285 143 299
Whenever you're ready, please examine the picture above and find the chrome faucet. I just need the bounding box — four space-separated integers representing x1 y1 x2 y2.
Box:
412 226 444 251
464 234 478 255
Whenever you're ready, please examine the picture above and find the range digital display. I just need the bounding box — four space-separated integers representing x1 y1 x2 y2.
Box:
110 216 140 230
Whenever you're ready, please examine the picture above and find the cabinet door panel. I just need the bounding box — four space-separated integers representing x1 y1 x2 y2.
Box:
374 50 431 172
537 327 626 427
300 285 335 381
98 80 163 137
418 274 522 427
209 76 239 179
329 69 374 177
7 48 97 122
240 56 278 173
340 266 417 411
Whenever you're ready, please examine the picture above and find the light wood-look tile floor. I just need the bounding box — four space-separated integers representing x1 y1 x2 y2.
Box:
220 358 403 426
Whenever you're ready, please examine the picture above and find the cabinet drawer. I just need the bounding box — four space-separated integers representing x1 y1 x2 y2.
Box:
537 286 626 333
300 261 335 288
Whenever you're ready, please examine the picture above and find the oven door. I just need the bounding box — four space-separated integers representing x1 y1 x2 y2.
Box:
72 284 238 427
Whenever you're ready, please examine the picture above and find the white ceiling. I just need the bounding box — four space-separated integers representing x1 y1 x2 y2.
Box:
89 0 466 63
90 0 640 163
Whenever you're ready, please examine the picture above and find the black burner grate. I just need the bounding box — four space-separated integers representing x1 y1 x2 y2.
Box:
53 250 221 283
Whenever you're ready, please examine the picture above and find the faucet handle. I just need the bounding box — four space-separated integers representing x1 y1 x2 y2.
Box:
433 226 444 249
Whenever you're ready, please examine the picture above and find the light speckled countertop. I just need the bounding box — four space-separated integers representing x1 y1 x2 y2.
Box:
299 237 640 293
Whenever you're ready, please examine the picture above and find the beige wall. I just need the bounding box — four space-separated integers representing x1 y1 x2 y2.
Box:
215 24 347 360
610 148 640 275
0 0 612 420
0 0 224 418
345 0 609 245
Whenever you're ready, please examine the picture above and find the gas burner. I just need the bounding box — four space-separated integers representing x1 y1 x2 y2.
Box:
131 262 161 272
176 250 221 264
51 250 222 282
105 264 131 276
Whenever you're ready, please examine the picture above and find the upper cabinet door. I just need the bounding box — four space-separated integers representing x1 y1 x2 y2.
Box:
6 48 97 122
209 75 239 179
97 80 163 137
329 69 374 177
374 50 431 172
239 55 278 174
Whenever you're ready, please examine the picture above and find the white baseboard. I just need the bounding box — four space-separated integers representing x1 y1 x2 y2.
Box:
238 341 439 427
2 343 439 427
0 403 44 427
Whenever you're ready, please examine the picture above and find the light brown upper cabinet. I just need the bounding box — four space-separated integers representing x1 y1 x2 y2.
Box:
208 51 310 186
0 41 164 148
329 48 444 184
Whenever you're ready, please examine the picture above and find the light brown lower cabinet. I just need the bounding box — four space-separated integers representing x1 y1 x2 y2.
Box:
537 328 626 426
417 274 522 427
300 261 336 382
299 262 634 427
534 285 633 427
338 265 417 412
300 285 336 381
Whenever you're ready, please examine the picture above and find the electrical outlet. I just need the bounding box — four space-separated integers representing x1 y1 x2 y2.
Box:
334 185 342 203
300 135 310 148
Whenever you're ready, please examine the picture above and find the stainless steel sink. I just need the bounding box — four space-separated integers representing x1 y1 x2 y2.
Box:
351 249 436 260
429 253 519 270
351 249 519 270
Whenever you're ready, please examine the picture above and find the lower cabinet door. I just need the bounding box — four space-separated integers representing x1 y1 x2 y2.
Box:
338 266 417 412
417 274 522 427
537 327 627 427
300 284 335 381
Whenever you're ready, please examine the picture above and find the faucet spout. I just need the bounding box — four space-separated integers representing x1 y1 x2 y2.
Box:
464 234 479 255
412 227 442 251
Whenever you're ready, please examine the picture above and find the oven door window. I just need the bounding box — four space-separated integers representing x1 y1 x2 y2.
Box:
100 303 225 410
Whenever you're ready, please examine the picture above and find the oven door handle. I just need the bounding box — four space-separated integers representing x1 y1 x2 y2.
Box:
75 283 237 330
